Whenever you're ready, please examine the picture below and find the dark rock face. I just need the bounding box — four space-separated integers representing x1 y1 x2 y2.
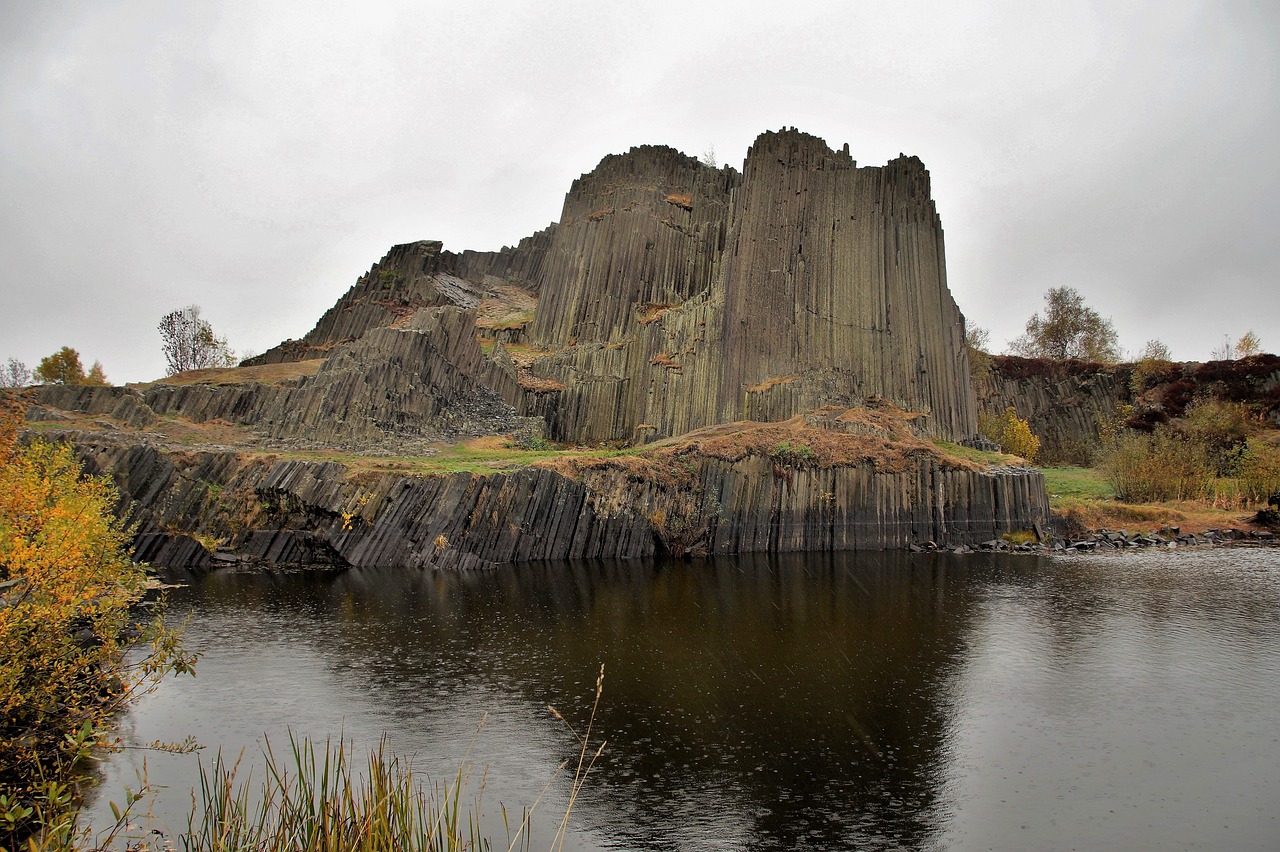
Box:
25 127 1061 566
68 439 1049 570
974 358 1133 465
976 354 1280 464
719 134 972 439
496 129 977 444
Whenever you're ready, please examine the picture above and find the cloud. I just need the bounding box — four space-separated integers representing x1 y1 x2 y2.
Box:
2 1 1277 381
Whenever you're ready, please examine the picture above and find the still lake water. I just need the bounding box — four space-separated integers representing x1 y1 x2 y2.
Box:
88 548 1280 851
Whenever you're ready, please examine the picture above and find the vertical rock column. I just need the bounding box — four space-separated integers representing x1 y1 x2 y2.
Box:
718 129 976 440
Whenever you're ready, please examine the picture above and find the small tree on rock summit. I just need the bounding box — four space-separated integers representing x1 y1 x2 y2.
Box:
159 305 237 375
1010 286 1121 362
33 346 107 385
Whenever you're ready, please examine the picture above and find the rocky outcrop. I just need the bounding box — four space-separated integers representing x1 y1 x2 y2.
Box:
89 128 976 451
248 241 487 365
24 127 1060 564
975 354 1280 464
500 130 977 444
29 385 159 430
248 230 557 365
35 307 538 450
974 358 1132 464
63 407 1048 569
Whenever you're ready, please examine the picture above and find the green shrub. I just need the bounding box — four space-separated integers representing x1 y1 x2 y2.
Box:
769 441 818 467
1174 398 1258 475
1129 357 1178 396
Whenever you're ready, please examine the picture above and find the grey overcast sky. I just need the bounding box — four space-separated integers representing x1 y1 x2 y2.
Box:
2 0 1277 383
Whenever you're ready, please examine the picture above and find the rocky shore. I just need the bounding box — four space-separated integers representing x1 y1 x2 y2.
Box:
914 524 1277 555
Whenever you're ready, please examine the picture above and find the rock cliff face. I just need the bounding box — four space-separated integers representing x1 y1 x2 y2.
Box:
975 358 1133 464
719 133 971 437
490 129 977 444
976 354 1280 464
234 128 975 447
24 127 1048 567
64 409 1047 570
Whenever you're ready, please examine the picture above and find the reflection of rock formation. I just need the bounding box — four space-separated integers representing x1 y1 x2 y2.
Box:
199 554 980 849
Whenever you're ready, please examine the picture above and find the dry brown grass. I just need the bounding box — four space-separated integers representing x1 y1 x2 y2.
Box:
650 352 681 370
136 360 325 388
745 375 799 393
1053 497 1260 536
495 343 543 368
635 303 680 325
538 405 981 486
475 283 538 330
588 207 614 221
517 372 566 393
664 193 693 210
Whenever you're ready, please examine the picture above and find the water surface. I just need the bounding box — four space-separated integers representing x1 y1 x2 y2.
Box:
89 548 1280 850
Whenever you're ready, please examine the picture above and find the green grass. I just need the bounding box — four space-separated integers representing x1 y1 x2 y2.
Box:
931 440 1023 466
1042 466 1115 504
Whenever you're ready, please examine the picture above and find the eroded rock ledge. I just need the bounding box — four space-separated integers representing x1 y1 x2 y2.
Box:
52 405 1048 569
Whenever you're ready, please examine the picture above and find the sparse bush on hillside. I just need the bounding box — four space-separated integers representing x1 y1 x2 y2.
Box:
1237 438 1280 503
1099 427 1213 502
159 305 237 375
0 358 31 388
977 407 1040 462
1138 339 1172 361
1130 355 1178 396
1174 398 1258 475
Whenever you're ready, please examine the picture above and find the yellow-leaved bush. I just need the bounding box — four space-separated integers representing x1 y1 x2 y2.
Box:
0 396 195 849
977 406 1041 463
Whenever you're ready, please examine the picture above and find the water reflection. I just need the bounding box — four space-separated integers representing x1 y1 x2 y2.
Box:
88 548 1280 850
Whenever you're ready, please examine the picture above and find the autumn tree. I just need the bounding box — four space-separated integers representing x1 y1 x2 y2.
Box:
965 324 994 379
158 305 237 375
978 406 1041 462
1010 287 1120 362
34 347 86 384
1138 339 1172 361
85 360 109 385
0 397 195 846
1235 330 1262 358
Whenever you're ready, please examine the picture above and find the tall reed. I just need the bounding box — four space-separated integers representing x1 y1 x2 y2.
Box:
171 664 607 852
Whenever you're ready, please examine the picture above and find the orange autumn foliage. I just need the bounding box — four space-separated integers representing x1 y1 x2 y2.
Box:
0 395 194 848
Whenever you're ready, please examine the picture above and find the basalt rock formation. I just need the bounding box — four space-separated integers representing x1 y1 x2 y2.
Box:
976 354 1280 465
241 128 977 447
24 128 1051 566
56 406 1047 570
491 131 976 444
